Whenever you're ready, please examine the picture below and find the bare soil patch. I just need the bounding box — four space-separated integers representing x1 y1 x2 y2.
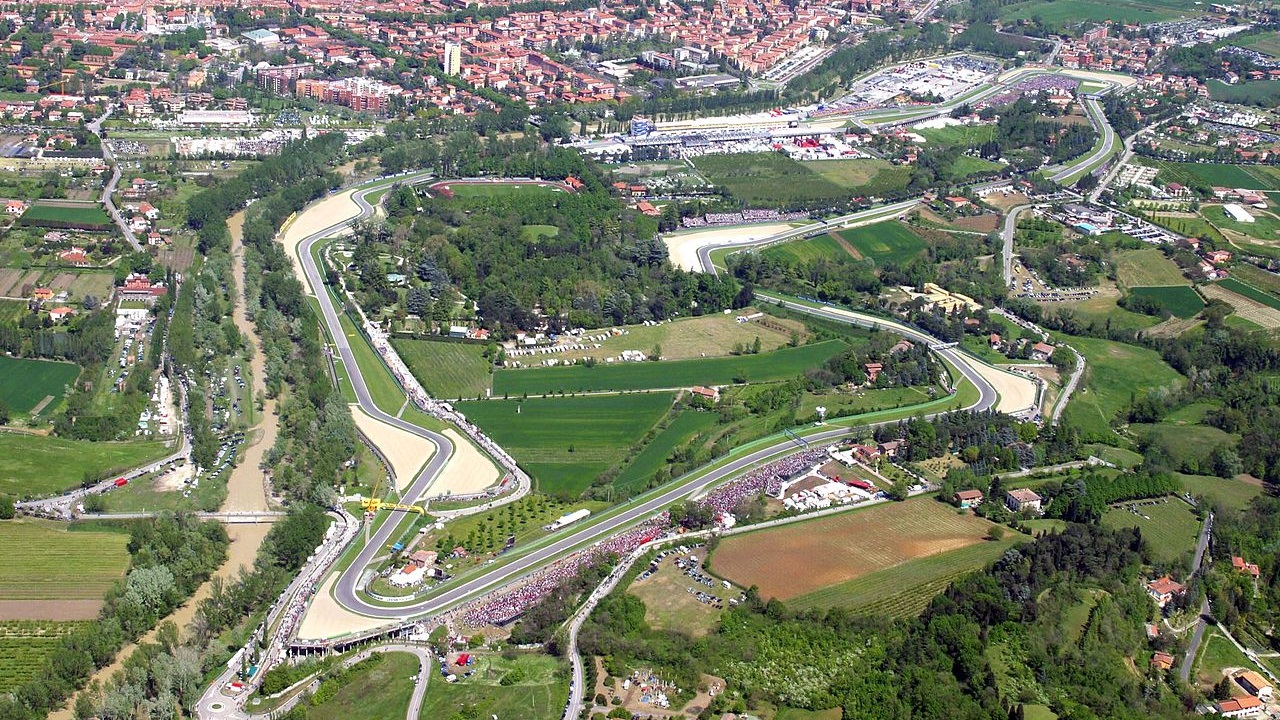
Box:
709 500 995 601
0 600 101 621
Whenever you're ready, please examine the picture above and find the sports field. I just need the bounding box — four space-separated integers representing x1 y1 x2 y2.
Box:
1128 286 1204 318
709 499 1001 603
1113 248 1187 287
17 202 112 228
1100 497 1199 564
0 433 171 498
456 393 675 495
419 653 568 720
1062 336 1183 443
0 356 78 415
0 520 130 613
492 339 848 396
391 338 493 400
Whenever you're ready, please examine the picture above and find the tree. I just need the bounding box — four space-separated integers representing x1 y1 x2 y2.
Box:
0 496 14 520
0 399 9 425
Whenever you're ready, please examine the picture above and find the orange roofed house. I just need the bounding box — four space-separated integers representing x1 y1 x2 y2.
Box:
1146 576 1185 607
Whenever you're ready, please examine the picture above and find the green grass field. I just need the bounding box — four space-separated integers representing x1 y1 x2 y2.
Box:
420 653 568 720
0 520 130 602
693 153 850 205
1195 628 1253 688
1130 423 1234 470
1134 158 1280 191
917 124 998 147
951 154 1004 180
0 621 90 693
613 410 718 491
492 339 848 396
1208 79 1280 108
999 0 1192 24
1218 278 1280 311
1128 286 1204 318
307 652 419 720
1113 248 1187 287
0 356 79 415
17 202 112 228
443 182 566 199
1062 337 1184 444
521 224 560 241
804 159 914 196
1240 32 1280 58
1176 473 1262 511
456 393 675 495
391 338 493 400
761 219 928 268
787 536 1021 617
0 434 171 498
1101 498 1199 564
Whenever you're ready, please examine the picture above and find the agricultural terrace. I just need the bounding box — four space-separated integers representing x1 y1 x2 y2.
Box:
692 153 910 206
456 392 675 495
764 221 927 266
709 498 1003 603
16 202 113 230
1133 158 1280 191
1100 497 1200 564
0 356 79 415
492 339 849 396
1061 336 1183 444
0 520 130 620
390 339 492 400
1113 248 1188 288
1219 278 1280 311
1128 286 1204 318
0 433 171 498
0 621 90 693
419 653 568 720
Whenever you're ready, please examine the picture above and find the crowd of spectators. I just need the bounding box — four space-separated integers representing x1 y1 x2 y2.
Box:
975 76 1078 110
681 209 808 228
699 447 827 516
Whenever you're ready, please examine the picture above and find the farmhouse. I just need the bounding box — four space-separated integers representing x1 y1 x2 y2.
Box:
1146 576 1186 607
1150 651 1175 671
1235 670 1273 701
5 200 25 216
1005 488 1042 514
1030 342 1056 361
32 287 53 301
1206 250 1232 265
690 386 720 401
954 489 984 509
1232 556 1260 578
48 306 75 323
864 362 883 382
1215 695 1264 719
58 247 90 266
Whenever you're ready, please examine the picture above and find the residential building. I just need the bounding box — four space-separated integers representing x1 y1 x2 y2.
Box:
1215 695 1264 719
1005 488 1042 514
443 41 462 75
954 489 984 509
1232 556 1261 579
1146 576 1186 607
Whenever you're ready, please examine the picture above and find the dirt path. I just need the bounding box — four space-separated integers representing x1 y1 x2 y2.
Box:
831 231 862 260
50 213 279 719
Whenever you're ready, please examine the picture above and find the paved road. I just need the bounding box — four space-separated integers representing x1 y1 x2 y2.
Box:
1001 204 1033 285
86 106 142 252
1179 511 1214 684
1048 96 1116 184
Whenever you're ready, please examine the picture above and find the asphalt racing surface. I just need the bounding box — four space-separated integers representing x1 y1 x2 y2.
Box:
296 178 1000 621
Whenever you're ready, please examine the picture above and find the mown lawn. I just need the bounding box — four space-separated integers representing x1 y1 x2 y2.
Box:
456 393 675 495
420 653 568 720
1101 498 1199 565
392 338 493 400
0 356 79 414
492 339 848 396
1062 337 1183 444
0 434 171 498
